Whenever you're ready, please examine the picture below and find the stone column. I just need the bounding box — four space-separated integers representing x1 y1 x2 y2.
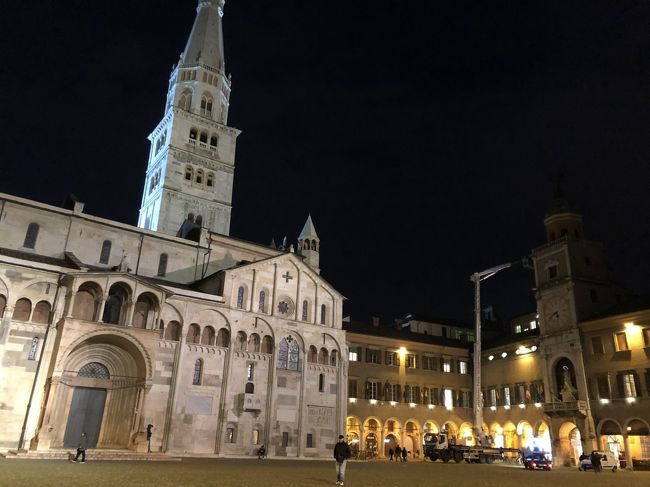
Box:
65 292 77 318
623 434 633 471
124 299 135 327
98 293 109 323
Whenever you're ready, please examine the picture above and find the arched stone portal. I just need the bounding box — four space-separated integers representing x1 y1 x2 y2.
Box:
558 421 582 466
38 332 149 451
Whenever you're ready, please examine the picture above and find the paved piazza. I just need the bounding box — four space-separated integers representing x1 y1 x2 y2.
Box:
1 458 649 487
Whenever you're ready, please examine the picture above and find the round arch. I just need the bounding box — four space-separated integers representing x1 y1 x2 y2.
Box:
624 417 650 435
423 420 440 434
558 421 582 466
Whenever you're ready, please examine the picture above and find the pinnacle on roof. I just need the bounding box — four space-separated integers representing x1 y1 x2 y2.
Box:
181 0 226 70
299 214 319 240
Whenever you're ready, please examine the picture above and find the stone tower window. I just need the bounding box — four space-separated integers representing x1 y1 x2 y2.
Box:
236 286 245 309
189 128 198 140
23 222 39 249
185 166 193 181
210 135 218 148
320 304 327 325
179 89 192 110
193 359 203 385
196 169 203 184
200 94 213 117
157 253 168 277
99 240 112 264
199 131 208 144
258 290 266 313
14 298 32 321
206 173 214 187
302 300 309 321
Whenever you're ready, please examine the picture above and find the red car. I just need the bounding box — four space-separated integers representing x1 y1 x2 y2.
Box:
524 453 553 471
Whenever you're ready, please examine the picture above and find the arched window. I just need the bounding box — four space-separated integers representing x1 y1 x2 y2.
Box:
210 135 218 148
216 328 230 347
28 337 39 361
32 301 51 324
245 382 254 394
179 90 192 111
164 321 181 341
302 300 309 321
196 169 203 184
199 131 208 144
277 336 300 371
319 373 325 392
132 293 158 329
193 359 203 385
330 350 338 366
78 362 110 379
99 240 112 264
308 346 317 363
201 326 215 345
261 335 273 354
185 165 193 180
312 240 318 251
0 294 6 318
200 94 214 117
320 304 327 325
157 253 168 277
14 298 32 321
189 128 198 140
236 331 247 351
207 173 214 187
318 347 329 365
248 333 261 352
258 290 266 313
102 283 129 325
187 324 200 344
303 239 310 251
236 286 245 309
23 223 39 249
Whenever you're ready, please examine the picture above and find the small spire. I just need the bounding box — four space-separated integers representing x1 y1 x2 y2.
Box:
299 214 319 239
269 237 277 249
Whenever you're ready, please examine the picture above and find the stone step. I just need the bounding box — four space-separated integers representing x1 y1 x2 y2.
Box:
1 449 180 461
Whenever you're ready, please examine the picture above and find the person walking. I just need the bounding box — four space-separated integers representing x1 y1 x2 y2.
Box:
395 445 402 462
388 448 394 461
333 435 351 485
401 447 408 462
71 432 88 463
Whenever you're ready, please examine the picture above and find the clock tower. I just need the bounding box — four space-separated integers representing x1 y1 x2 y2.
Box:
531 189 624 458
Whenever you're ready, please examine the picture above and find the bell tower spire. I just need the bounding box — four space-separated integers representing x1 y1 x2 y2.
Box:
298 214 320 273
138 0 240 237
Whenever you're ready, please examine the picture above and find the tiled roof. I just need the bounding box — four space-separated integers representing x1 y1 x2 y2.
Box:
344 321 471 350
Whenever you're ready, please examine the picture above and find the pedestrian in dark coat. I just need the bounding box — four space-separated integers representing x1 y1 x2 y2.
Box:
333 435 351 485
71 432 88 463
395 445 402 462
401 447 408 462
388 448 394 461
590 451 602 473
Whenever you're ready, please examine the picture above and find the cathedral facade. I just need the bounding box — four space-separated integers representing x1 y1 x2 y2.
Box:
0 0 346 458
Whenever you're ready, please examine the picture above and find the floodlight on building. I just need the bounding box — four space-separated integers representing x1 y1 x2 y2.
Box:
409 402 417 408
624 322 639 331
389 401 397 406
490 406 497 411
504 405 511 410
626 397 636 403
627 426 632 432
399 347 407 356
384 438 391 443
600 398 610 405
534 403 542 408
349 398 357 403
488 355 494 361
501 352 507 358
369 399 377 405
531 345 538 352
518 403 525 409
428 404 435 410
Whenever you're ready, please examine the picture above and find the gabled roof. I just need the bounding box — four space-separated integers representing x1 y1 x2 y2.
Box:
213 252 343 299
299 214 319 240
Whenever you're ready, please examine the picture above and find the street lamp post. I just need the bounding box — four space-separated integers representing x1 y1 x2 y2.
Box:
471 262 513 446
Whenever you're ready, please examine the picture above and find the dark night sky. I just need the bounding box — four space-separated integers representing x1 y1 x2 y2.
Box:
1 1 649 324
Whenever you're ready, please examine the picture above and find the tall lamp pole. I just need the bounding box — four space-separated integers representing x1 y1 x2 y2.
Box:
471 262 513 445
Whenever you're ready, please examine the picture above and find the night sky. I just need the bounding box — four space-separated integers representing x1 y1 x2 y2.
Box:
2 1 649 324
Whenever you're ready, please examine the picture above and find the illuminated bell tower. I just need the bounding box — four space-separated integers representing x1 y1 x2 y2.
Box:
138 0 240 236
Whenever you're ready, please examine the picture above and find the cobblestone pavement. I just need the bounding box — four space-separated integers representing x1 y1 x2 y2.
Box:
1 458 649 487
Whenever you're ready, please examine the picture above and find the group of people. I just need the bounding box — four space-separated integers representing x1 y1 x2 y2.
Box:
579 451 603 472
387 446 409 462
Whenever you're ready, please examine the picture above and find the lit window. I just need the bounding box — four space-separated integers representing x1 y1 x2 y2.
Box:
514 324 522 334
503 386 511 406
459 360 468 374
247 363 254 381
490 388 498 406
622 373 637 398
406 354 416 368
367 381 378 400
348 347 359 362
386 352 399 366
443 389 453 409
443 360 451 373
614 332 629 351
252 429 260 445
529 320 537 330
